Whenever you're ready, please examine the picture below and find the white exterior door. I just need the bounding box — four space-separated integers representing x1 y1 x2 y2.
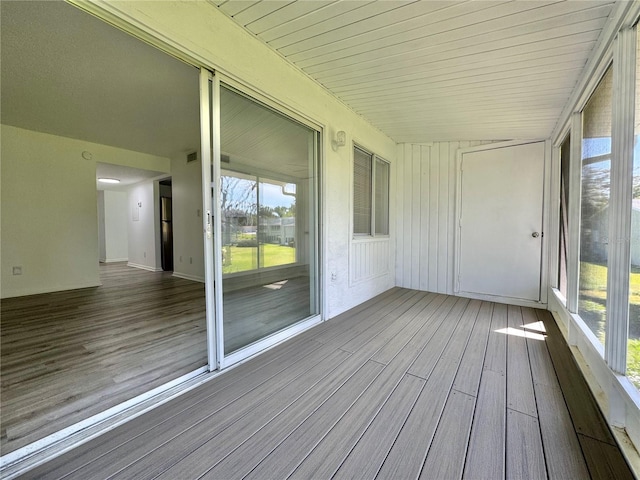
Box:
456 142 545 303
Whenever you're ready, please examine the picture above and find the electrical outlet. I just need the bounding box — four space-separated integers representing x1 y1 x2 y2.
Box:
331 272 337 282
12 266 22 275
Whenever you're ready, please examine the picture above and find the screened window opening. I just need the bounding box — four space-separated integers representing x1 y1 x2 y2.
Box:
558 134 571 299
579 65 613 346
627 29 640 390
353 146 389 236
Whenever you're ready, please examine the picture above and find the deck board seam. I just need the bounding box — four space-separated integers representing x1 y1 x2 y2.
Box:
47 343 345 479
196 360 387 478
115 348 363 479
241 296 469 479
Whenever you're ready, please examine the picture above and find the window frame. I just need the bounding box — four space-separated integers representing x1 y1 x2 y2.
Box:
548 14 640 432
352 144 390 238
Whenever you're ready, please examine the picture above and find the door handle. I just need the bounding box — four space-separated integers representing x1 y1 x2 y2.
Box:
532 232 540 238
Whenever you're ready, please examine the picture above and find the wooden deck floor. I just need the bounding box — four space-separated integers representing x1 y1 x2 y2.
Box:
21 288 633 479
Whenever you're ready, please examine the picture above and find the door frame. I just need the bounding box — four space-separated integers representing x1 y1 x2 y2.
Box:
203 72 324 370
453 139 551 308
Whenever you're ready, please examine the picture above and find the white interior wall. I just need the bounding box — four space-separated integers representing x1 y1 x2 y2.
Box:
84 1 399 319
0 124 170 298
395 141 495 294
171 152 204 282
127 182 161 272
103 190 128 262
97 190 106 262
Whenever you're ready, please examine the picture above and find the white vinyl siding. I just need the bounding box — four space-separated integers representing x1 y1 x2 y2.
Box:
395 141 495 294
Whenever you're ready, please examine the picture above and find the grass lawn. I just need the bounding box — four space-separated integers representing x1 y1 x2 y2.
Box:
222 243 295 274
579 261 640 388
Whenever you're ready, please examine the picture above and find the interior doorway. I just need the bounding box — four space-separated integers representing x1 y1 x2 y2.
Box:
455 141 546 304
160 179 174 272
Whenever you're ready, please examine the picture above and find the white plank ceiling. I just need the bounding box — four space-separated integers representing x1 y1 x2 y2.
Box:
212 0 616 142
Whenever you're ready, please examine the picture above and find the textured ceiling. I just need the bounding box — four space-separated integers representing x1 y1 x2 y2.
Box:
213 0 616 142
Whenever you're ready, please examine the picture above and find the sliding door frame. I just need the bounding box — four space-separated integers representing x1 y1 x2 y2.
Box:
206 74 324 370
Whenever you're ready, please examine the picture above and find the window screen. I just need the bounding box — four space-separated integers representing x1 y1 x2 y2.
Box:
353 146 389 236
353 147 372 235
374 157 390 235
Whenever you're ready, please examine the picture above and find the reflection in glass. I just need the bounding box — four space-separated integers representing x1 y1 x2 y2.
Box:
221 172 258 274
579 66 613 345
219 85 318 354
558 135 571 298
627 30 640 389
259 178 297 268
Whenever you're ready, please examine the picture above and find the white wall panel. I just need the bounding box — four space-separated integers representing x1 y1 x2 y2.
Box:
127 182 160 272
396 140 494 294
0 124 169 298
350 238 390 285
103 190 129 262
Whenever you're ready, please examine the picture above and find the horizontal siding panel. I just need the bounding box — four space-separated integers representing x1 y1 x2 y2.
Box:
232 2 293 26
323 48 592 91
247 1 333 34
215 0 614 144
260 2 366 43
345 84 576 111
217 1 260 18
289 1 560 64
271 2 404 52
276 1 463 54
332 60 588 96
292 5 610 69
307 31 598 79
338 67 584 103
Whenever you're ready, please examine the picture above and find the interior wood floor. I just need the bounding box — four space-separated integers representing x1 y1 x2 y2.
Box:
22 288 634 480
1 263 311 455
0 264 208 455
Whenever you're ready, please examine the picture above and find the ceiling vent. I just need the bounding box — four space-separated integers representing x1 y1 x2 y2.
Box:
221 153 230 163
186 151 198 163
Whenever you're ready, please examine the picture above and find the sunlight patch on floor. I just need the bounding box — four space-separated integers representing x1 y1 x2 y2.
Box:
495 327 546 341
263 280 288 290
522 321 547 333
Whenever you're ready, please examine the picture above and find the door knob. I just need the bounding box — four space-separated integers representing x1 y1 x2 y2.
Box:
532 232 540 238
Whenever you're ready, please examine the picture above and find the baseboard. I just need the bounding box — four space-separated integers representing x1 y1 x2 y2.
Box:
172 272 205 283
127 262 162 273
102 258 128 263
0 282 102 299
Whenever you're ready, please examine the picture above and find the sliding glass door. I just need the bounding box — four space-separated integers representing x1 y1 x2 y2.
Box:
203 75 320 367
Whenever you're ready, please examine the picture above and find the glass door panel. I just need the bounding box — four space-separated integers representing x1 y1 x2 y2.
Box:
579 66 613 345
218 85 319 356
